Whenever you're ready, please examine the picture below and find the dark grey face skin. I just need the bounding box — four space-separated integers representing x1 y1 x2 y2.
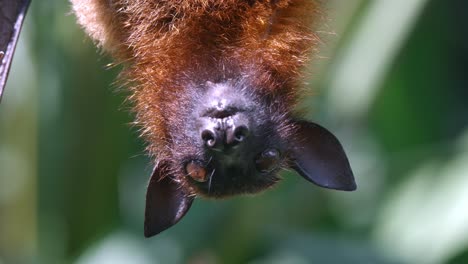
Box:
144 79 356 238
186 81 287 197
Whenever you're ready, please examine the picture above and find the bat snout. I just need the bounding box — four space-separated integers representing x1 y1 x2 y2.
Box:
200 113 250 150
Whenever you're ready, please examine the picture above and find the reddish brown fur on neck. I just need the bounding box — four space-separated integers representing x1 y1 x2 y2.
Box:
71 0 322 162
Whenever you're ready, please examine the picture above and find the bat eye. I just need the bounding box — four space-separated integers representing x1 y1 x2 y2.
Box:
185 161 208 182
255 148 281 173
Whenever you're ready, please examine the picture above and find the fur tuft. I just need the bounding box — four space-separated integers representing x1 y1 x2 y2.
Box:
70 0 121 53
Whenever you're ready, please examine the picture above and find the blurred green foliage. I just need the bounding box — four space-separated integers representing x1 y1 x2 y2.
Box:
0 0 467 263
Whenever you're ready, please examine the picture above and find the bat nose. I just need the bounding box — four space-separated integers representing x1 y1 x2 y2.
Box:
201 116 249 150
226 125 249 146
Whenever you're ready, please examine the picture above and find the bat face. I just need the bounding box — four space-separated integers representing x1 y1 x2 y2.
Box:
143 71 357 237
173 79 289 197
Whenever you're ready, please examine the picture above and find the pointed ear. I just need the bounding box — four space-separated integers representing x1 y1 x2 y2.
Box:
289 121 356 191
144 162 194 237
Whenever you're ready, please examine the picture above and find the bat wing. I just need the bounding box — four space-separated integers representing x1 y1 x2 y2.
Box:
0 0 31 101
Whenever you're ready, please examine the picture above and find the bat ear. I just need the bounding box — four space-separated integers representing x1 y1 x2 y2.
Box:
144 162 194 237
289 121 356 191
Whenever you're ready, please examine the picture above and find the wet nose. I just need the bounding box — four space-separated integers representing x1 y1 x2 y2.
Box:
201 117 249 149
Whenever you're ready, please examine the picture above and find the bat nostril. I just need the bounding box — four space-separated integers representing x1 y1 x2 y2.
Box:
225 125 249 147
201 129 217 148
234 125 249 143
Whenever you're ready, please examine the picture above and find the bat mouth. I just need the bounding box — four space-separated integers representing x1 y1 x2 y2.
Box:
202 106 244 119
198 80 254 120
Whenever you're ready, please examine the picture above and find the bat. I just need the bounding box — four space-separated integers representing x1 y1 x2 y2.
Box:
0 0 31 101
0 0 357 237
72 0 357 237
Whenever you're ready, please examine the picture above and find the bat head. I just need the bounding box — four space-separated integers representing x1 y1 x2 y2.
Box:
183 79 289 197
144 75 356 237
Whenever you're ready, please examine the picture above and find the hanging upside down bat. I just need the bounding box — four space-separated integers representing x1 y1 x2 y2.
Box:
1 0 356 237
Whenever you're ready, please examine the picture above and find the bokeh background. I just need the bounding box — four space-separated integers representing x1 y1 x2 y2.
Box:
1 0 467 263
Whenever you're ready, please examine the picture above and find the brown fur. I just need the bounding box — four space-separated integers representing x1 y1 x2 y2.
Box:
71 0 322 165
